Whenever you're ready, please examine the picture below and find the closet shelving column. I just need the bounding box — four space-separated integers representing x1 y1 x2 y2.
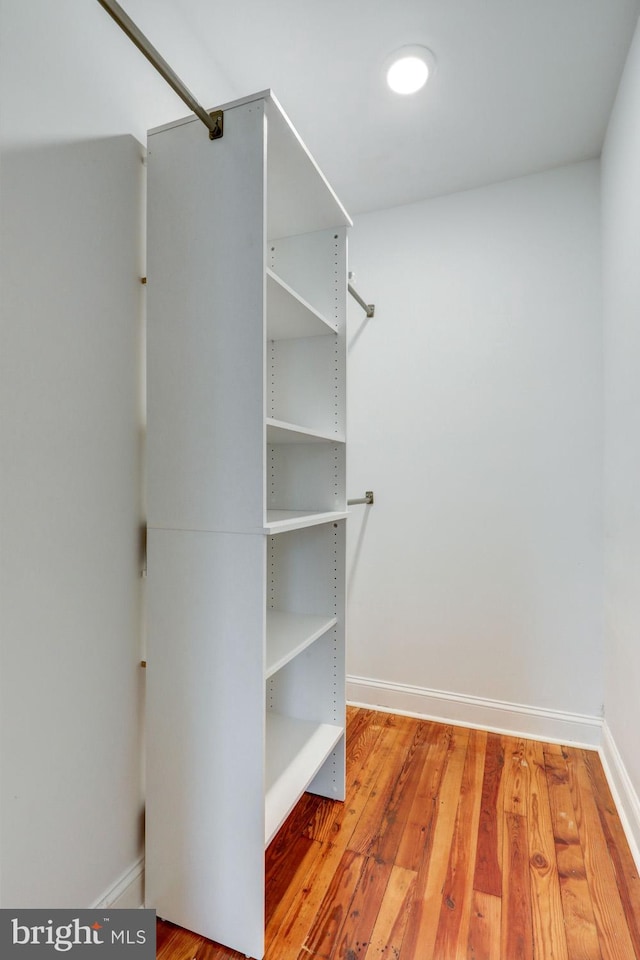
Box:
145 90 352 960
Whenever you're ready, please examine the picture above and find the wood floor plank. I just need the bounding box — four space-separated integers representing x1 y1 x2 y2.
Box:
156 919 177 954
503 736 530 817
194 941 239 960
363 720 435 865
273 842 354 959
362 864 416 960
564 747 638 960
526 739 569 960
544 748 604 960
155 926 197 960
473 732 505 898
156 925 224 960
306 714 407 847
276 790 327 842
265 836 324 941
434 728 487 959
299 849 363 959
346 715 422 857
303 729 390 847
583 749 640 958
333 854 393 959
345 708 387 769
266 834 319 924
266 796 325 926
397 725 471 960
501 812 534 960
394 723 455 872
467 891 501 960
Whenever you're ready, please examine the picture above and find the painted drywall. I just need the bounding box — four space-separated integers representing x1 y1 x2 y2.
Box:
0 0 234 909
602 16 640 811
0 135 147 908
346 161 603 720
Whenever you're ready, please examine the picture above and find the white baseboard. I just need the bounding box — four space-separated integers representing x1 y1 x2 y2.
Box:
347 675 602 748
91 856 145 910
599 722 640 873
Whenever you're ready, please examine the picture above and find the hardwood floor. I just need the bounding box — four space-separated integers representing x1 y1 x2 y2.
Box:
155 707 640 960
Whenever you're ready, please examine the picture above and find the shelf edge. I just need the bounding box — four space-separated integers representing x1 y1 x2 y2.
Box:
264 510 348 534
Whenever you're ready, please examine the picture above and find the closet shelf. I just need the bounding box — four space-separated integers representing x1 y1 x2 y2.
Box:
265 713 344 845
265 509 347 534
266 610 337 679
266 417 345 445
267 268 337 340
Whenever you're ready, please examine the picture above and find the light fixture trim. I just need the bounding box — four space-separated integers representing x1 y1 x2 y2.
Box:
386 45 436 95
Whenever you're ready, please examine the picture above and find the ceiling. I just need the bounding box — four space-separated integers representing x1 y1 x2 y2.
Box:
144 0 640 215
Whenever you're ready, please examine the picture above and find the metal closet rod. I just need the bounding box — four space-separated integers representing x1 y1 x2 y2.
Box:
348 283 375 318
96 0 221 138
97 0 376 316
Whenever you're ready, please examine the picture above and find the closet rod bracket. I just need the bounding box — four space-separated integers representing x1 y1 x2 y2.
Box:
208 110 224 140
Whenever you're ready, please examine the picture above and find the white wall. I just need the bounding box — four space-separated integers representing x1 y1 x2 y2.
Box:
601 16 640 832
0 0 234 908
347 161 603 723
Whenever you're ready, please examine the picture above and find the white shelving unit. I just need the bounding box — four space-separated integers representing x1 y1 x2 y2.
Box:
145 90 351 960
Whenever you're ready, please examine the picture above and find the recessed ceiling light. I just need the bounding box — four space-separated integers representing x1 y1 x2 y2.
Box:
386 46 435 95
